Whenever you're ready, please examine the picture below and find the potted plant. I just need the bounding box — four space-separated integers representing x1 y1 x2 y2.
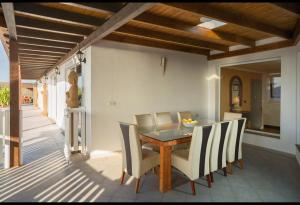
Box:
0 87 10 108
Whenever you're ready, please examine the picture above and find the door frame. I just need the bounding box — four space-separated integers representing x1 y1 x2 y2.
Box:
217 57 281 121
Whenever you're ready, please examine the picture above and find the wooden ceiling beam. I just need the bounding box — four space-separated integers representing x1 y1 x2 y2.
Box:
117 25 229 51
18 44 69 54
208 40 294 60
19 50 64 57
292 19 300 45
67 3 255 48
18 37 76 49
45 3 156 76
272 3 300 16
166 3 292 39
105 33 210 56
21 66 51 70
59 2 125 15
136 14 255 47
20 58 58 63
15 15 92 36
0 14 6 27
13 3 104 28
17 27 83 43
19 53 61 59
1 3 17 40
20 62 55 66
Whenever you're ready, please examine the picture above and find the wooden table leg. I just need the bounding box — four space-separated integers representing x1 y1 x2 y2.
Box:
159 146 172 192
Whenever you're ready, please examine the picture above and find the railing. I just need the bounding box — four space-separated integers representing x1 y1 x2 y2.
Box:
0 108 23 169
64 107 86 164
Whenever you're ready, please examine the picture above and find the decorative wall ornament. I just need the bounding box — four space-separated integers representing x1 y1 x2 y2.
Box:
161 56 167 76
66 70 79 108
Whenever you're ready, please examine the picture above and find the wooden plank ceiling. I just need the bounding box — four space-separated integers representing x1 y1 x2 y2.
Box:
0 2 300 80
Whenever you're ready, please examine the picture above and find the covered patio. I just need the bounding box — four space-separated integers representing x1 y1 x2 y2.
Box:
0 106 299 202
0 2 300 203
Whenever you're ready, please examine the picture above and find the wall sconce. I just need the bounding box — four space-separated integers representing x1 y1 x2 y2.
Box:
76 50 86 64
160 56 167 75
44 75 48 80
55 67 60 75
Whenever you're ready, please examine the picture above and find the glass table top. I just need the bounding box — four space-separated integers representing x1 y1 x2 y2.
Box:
138 119 216 142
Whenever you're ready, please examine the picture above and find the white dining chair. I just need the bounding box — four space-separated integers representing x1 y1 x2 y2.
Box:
177 111 192 124
119 122 160 193
209 121 232 182
171 124 215 195
226 118 247 174
223 112 242 121
134 114 159 152
154 112 173 128
134 114 155 130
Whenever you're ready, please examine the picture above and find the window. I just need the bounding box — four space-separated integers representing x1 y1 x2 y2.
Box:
270 75 281 99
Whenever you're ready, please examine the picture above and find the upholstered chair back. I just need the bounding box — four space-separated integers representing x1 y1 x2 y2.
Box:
119 122 142 178
177 111 192 124
223 112 242 121
210 121 232 172
154 112 173 128
188 125 215 180
134 114 155 130
226 118 247 163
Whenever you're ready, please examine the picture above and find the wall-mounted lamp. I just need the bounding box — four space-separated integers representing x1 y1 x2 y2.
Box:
55 67 60 75
76 50 86 64
160 56 167 75
44 75 48 80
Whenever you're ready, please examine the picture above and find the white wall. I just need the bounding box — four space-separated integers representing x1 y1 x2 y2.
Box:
208 46 298 155
88 40 208 156
296 42 300 147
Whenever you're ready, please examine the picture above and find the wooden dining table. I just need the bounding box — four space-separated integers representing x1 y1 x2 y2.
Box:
138 119 215 193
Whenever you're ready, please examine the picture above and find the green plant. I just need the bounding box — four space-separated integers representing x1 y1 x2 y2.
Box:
0 87 10 107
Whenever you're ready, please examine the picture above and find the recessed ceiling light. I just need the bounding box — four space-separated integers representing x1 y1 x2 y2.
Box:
197 17 226 29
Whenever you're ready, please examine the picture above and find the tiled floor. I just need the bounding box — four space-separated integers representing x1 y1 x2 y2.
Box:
0 106 300 202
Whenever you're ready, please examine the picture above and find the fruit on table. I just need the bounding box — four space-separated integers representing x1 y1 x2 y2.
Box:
182 118 197 124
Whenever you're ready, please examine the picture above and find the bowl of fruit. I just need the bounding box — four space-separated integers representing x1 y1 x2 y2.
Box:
182 119 198 127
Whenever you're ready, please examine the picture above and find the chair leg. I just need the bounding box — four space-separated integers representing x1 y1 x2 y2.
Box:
227 162 233 175
190 181 196 195
210 172 214 183
238 159 244 169
223 167 227 177
120 171 125 185
206 174 212 188
135 178 141 193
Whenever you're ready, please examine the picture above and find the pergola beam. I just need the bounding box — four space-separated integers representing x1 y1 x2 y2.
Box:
13 3 104 28
15 15 92 36
117 25 229 51
166 3 292 39
16 27 83 43
67 3 255 48
1 2 21 167
105 32 210 56
272 3 300 16
44 3 156 76
18 44 69 54
208 40 294 60
18 37 76 49
1 3 17 40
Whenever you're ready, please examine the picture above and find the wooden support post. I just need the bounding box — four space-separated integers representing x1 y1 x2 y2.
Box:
42 83 48 116
9 39 21 167
33 84 38 107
